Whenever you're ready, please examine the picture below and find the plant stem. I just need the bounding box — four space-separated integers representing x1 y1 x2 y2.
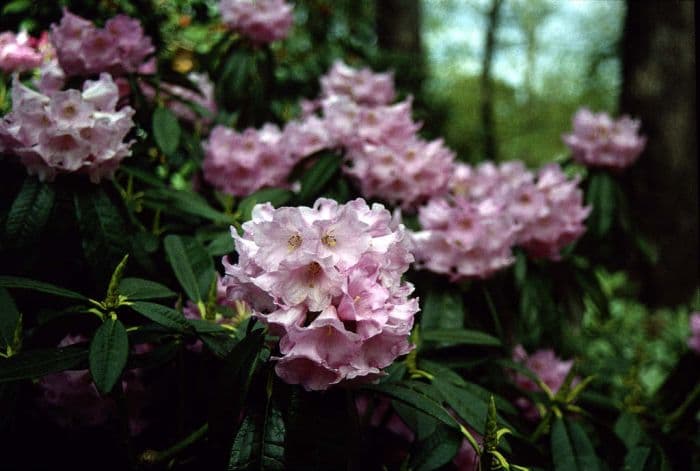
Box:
139 423 209 466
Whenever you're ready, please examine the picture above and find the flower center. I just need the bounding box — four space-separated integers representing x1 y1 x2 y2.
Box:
321 230 337 247
287 233 302 251
63 104 77 118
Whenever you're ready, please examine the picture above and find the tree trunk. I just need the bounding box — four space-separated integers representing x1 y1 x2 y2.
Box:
620 0 697 306
480 0 504 162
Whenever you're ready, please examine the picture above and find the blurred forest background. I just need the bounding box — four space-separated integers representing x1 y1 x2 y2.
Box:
1 0 696 305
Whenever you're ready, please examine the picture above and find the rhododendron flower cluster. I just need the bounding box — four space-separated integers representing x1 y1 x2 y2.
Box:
688 312 700 354
36 335 149 435
224 198 419 390
511 344 577 420
563 108 646 169
308 62 455 210
412 161 589 279
49 9 154 77
0 73 135 182
219 0 294 44
203 124 296 196
0 30 44 73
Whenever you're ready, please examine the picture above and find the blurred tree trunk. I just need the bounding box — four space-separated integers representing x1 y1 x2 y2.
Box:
620 0 697 306
480 0 504 161
375 0 425 94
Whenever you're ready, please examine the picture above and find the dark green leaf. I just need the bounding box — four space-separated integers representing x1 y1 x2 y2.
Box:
432 376 487 431
4 177 55 247
297 153 342 203
229 406 286 470
410 424 462 471
614 413 647 450
623 446 650 471
363 381 457 428
130 301 192 332
163 235 213 303
144 188 232 223
207 231 235 256
422 329 501 347
238 188 293 222
0 276 88 301
118 278 176 300
420 290 464 331
2 0 32 14
89 318 129 394
392 400 438 441
188 319 230 333
586 172 616 237
152 107 181 156
0 345 87 383
0 288 20 352
551 418 600 471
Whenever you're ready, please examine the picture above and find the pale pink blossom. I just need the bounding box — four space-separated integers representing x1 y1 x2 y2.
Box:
688 313 700 354
563 108 646 169
202 124 295 196
0 74 135 182
219 0 294 44
224 198 418 390
50 9 154 77
320 60 396 106
0 30 43 72
139 72 217 126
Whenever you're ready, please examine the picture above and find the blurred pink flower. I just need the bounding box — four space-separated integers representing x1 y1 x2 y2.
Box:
0 73 135 182
219 0 294 44
688 312 700 354
49 9 154 76
202 123 295 196
224 198 418 390
0 30 43 73
320 60 396 106
139 72 217 126
563 108 646 169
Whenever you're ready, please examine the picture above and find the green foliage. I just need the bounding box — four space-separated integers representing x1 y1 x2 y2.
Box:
89 318 129 394
152 107 182 156
3 177 55 248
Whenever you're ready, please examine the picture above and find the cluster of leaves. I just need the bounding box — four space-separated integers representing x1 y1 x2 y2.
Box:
1 1 698 470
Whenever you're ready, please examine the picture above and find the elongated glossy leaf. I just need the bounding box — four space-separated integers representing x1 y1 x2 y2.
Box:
421 290 464 331
4 177 55 247
144 188 232 223
0 276 88 301
152 106 181 156
0 345 87 382
614 413 647 450
297 153 342 203
118 278 176 300
364 382 457 428
130 301 192 332
89 318 129 394
207 231 235 256
392 400 437 441
0 288 20 351
188 319 230 333
551 418 600 471
411 424 462 471
422 329 501 347
229 406 285 470
238 188 293 222
623 446 650 471
432 376 487 431
164 235 207 303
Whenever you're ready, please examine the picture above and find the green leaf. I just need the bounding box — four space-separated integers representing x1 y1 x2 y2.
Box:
432 376 488 431
74 188 129 284
144 188 232 223
164 235 214 303
89 318 129 394
152 107 181 156
297 153 342 203
130 301 192 332
229 406 286 470
421 329 501 347
118 278 176 300
207 231 235 256
551 418 600 471
0 288 20 352
188 319 230 333
4 177 55 248
614 413 647 450
420 290 464 331
410 424 462 471
0 276 88 301
392 400 438 441
2 0 32 14
623 446 651 471
586 172 616 237
0 345 87 383
363 381 457 429
238 188 293 222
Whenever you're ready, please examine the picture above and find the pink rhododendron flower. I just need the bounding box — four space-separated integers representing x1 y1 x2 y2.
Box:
202 123 296 196
223 198 418 390
36 334 150 434
512 344 577 420
412 196 519 280
688 312 700 354
0 73 135 182
320 60 396 106
219 0 294 44
49 9 155 76
140 72 217 126
563 108 646 169
0 30 43 72
280 115 333 161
